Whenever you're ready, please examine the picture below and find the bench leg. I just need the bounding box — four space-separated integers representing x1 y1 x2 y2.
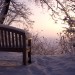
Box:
28 51 31 64
23 51 27 65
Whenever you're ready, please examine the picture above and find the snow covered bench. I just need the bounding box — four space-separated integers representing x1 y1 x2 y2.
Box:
0 24 31 65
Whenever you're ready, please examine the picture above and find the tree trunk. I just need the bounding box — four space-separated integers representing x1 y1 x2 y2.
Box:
0 0 11 24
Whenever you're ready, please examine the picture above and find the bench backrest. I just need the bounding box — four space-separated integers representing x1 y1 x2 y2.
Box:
0 25 26 52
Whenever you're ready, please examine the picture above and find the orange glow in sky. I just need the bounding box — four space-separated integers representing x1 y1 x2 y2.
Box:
15 0 65 39
29 2 64 39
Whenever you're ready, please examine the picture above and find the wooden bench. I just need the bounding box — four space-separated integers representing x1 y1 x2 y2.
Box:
0 24 31 65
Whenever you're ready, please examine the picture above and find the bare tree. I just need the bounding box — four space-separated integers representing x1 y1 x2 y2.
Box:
0 0 33 28
34 0 75 54
5 0 33 27
34 0 75 26
0 0 75 28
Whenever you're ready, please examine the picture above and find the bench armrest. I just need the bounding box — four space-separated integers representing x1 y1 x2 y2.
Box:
27 38 32 47
26 38 32 51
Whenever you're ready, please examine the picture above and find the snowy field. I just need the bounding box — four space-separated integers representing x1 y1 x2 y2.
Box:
0 52 75 75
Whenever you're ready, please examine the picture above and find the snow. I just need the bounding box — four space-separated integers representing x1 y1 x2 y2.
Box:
0 52 75 75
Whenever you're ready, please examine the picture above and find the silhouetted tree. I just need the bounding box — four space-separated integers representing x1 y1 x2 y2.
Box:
0 0 33 27
0 0 11 24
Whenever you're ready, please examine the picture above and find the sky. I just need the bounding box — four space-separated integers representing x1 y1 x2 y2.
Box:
17 0 65 40
27 1 64 39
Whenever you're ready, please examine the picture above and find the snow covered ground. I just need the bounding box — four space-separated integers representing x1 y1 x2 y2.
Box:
0 52 75 75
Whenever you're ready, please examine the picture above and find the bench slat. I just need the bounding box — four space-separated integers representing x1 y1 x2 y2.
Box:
4 31 8 47
15 33 18 47
19 34 21 47
12 32 15 47
0 48 23 52
1 30 4 47
8 31 11 47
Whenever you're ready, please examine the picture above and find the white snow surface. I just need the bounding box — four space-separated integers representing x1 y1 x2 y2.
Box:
0 52 75 75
